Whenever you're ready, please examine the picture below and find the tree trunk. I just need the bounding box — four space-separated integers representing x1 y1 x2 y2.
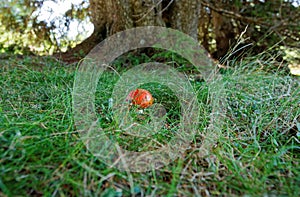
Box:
56 0 204 63
211 10 235 59
168 0 201 40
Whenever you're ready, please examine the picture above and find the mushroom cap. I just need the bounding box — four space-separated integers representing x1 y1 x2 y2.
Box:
126 89 154 108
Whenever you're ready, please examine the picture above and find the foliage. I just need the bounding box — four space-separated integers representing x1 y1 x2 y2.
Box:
0 0 90 55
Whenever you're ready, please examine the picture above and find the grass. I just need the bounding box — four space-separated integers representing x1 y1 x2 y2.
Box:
0 52 299 196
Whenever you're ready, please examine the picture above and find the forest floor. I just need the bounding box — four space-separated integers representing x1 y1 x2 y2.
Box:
0 52 299 196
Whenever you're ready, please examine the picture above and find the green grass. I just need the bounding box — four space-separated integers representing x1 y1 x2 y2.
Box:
0 53 299 196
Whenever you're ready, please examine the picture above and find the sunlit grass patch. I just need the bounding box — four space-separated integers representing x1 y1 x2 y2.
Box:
0 54 299 196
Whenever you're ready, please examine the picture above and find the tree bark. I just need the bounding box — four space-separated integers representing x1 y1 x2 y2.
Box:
56 0 205 63
211 10 235 58
168 0 201 40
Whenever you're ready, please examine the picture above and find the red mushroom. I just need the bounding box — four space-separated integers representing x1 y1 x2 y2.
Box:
126 88 154 109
